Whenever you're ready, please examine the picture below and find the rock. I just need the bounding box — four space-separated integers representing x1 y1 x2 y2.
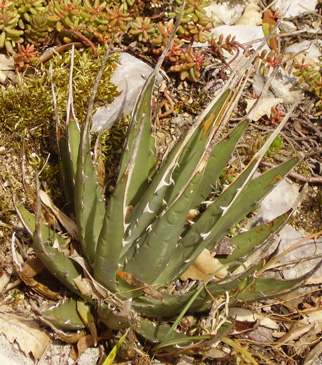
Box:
245 97 284 121
253 179 300 225
205 1 246 26
252 71 302 105
236 0 262 26
211 25 268 52
273 0 318 18
197 24 269 64
285 39 322 67
92 52 156 132
275 224 322 280
0 333 100 365
248 178 322 281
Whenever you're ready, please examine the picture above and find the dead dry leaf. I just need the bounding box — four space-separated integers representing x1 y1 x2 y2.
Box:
0 54 14 83
180 249 228 281
73 275 99 299
0 272 10 293
70 335 95 361
229 307 279 330
0 311 51 360
0 54 14 70
21 257 44 278
246 97 284 121
204 347 228 360
303 340 322 365
305 277 322 286
276 323 315 344
39 190 79 240
303 309 322 325
116 270 163 300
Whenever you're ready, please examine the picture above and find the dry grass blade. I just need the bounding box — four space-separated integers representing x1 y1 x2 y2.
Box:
39 190 79 240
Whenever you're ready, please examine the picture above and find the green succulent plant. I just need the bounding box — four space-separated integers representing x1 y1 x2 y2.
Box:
16 0 47 29
0 5 24 52
170 46 209 82
47 0 85 33
15 0 46 15
293 59 322 116
15 39 318 355
173 0 213 41
118 0 135 12
24 12 50 45
129 16 156 43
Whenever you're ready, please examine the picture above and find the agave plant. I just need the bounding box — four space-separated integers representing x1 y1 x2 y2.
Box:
14 35 318 354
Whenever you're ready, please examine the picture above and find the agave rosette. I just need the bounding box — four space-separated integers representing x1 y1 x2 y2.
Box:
14 35 318 350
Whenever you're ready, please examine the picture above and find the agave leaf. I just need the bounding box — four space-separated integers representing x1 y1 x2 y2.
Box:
58 117 80 200
190 120 248 209
94 174 128 291
163 89 231 206
123 160 206 284
220 209 292 269
120 90 232 265
120 21 253 264
42 299 86 331
152 323 233 354
117 128 195 273
16 204 66 247
94 76 158 289
136 319 195 347
138 318 234 354
121 146 181 255
58 133 75 206
152 287 235 353
158 278 210 347
94 15 185 290
17 197 85 297
158 157 299 284
65 46 81 185
219 102 298 213
51 45 106 267
117 73 157 207
133 258 319 319
97 304 131 330
74 126 105 266
132 266 258 317
54 47 81 208
236 261 322 303
77 300 98 342
115 0 188 209
160 49 256 210
72 44 120 268
32 229 85 297
201 157 300 251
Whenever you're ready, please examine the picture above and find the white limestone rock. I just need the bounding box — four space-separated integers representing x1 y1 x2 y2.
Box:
92 52 156 132
273 0 318 18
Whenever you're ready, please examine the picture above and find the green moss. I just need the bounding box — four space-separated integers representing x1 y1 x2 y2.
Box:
297 161 313 178
290 188 322 234
0 45 122 200
175 89 210 115
1 46 119 139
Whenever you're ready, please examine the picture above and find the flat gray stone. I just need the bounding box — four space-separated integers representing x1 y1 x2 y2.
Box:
276 224 322 280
